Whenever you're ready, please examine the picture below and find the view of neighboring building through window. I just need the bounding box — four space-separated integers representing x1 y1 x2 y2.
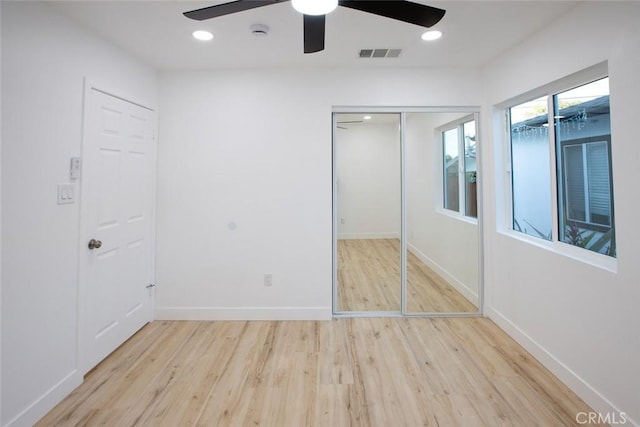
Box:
508 77 615 257
555 78 614 256
463 120 478 218
442 117 477 218
443 128 460 212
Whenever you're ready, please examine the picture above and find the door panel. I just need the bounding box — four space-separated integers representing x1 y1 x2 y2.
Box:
405 112 480 314
334 113 401 313
82 88 156 372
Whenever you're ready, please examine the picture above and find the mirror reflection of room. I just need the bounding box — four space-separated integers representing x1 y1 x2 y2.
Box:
405 112 479 313
336 113 401 312
335 111 480 314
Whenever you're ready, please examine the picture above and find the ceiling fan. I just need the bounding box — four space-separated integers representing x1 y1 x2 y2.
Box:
336 119 363 129
183 0 446 54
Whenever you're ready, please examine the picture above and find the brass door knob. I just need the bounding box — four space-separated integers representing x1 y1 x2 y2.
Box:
88 239 102 250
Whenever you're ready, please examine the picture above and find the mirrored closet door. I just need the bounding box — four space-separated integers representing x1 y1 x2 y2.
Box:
333 109 482 316
334 113 401 312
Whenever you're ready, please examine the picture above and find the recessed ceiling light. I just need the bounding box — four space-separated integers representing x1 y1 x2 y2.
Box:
250 24 269 37
363 115 372 120
192 30 214 41
292 0 338 15
421 30 442 41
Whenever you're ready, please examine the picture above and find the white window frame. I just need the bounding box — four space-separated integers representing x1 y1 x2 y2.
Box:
499 62 616 271
437 114 478 223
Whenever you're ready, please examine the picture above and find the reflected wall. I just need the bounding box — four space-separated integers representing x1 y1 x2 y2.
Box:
405 112 479 313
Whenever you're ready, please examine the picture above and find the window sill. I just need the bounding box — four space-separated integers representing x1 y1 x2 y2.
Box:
436 208 478 225
498 228 617 273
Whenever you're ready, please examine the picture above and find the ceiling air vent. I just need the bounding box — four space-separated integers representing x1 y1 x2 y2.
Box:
359 48 402 59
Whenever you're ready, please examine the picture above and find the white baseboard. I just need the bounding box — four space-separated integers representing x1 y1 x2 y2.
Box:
155 306 333 321
487 307 637 427
407 243 479 306
5 369 82 427
337 232 399 240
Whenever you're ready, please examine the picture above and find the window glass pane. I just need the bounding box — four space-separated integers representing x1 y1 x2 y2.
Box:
509 96 552 240
586 142 611 226
563 144 586 222
463 120 477 218
555 77 615 256
443 128 459 212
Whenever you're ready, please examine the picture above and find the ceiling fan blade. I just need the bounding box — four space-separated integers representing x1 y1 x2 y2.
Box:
304 14 325 53
338 0 445 27
184 0 288 21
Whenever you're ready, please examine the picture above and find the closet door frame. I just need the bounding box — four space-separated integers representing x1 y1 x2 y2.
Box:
332 106 484 317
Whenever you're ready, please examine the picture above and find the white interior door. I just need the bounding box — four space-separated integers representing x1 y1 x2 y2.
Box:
80 87 156 372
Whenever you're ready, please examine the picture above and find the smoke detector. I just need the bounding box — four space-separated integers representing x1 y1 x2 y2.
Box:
250 24 269 37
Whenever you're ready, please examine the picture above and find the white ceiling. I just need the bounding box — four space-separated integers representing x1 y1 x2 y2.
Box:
52 0 581 70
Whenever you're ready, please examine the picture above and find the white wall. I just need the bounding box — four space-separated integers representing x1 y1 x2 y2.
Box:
336 121 401 239
405 112 479 305
482 1 640 424
155 68 482 320
0 2 158 426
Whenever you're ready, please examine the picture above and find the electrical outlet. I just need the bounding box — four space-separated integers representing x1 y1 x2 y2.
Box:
264 274 273 287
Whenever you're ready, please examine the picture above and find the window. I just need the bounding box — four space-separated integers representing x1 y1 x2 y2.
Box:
508 76 615 257
443 128 460 212
561 141 611 226
555 79 615 256
442 117 477 218
509 96 552 240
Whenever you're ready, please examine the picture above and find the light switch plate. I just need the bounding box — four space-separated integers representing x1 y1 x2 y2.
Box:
57 184 75 205
70 157 81 180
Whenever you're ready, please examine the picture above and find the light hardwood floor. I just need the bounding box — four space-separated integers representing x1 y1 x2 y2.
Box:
337 239 477 313
38 318 601 427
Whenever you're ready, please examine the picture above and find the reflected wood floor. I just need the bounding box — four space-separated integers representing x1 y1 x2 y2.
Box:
38 318 600 427
337 239 477 313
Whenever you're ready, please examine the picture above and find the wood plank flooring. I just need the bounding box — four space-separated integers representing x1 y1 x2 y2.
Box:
337 239 477 313
38 318 601 427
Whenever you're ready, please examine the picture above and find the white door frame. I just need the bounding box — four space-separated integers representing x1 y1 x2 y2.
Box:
77 78 158 374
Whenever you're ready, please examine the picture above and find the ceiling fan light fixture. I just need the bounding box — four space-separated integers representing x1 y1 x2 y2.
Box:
292 0 338 16
421 30 442 41
192 30 214 41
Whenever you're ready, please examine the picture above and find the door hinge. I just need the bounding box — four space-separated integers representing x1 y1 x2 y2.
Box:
146 284 156 289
